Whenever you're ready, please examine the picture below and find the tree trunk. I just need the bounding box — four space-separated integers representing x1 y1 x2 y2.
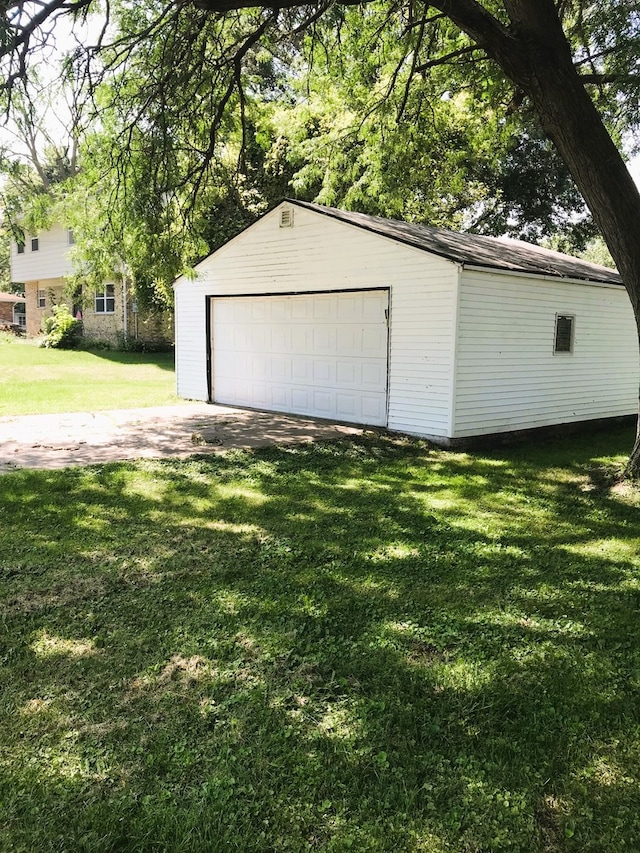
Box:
625 422 640 479
432 0 640 477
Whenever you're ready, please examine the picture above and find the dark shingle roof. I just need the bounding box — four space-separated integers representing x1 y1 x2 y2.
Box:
289 200 623 287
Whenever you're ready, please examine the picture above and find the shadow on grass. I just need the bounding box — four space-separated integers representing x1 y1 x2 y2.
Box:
1 424 639 851
80 348 175 372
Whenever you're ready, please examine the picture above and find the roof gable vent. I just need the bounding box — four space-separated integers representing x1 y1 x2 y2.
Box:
279 208 294 228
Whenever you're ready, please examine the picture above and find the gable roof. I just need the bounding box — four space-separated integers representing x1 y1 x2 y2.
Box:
289 200 623 287
0 291 25 302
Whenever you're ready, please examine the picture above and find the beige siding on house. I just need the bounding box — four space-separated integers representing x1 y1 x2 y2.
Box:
81 285 174 346
24 279 66 337
11 225 74 283
452 268 638 437
174 204 459 437
81 283 123 343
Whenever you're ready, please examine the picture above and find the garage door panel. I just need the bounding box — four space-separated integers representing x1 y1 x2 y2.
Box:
215 351 249 374
292 358 312 382
361 361 387 387
312 298 332 321
246 302 263 321
251 355 270 380
212 291 388 426
270 357 289 381
336 361 355 385
270 328 290 352
312 390 334 416
336 394 357 419
363 294 386 319
312 327 335 353
291 327 310 350
362 327 387 352
292 388 311 410
271 386 287 407
291 299 310 320
270 299 287 321
362 395 386 419
312 360 333 382
336 326 359 352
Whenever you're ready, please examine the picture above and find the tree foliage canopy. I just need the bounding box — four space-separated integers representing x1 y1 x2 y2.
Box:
2 0 638 307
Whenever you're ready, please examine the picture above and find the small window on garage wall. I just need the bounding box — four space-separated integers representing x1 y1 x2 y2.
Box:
38 289 46 309
554 314 575 354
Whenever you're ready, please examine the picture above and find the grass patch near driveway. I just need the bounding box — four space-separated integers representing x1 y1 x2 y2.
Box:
1 425 640 851
0 337 176 416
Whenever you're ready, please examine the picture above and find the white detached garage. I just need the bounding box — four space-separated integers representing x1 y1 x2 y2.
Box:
173 200 639 446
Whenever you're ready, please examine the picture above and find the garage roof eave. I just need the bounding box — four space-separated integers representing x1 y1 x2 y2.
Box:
287 199 623 288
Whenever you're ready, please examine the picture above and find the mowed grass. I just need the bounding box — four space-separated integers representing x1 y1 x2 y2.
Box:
2 426 640 852
0 337 176 416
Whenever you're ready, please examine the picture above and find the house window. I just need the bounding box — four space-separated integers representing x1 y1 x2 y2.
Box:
38 289 46 309
31 237 39 251
16 241 25 254
67 228 75 245
95 283 115 314
554 314 574 354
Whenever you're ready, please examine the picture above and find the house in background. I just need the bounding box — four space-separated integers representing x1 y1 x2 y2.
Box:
0 291 26 331
10 224 173 347
174 199 638 446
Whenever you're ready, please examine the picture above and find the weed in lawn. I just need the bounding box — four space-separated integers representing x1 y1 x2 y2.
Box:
1 426 640 851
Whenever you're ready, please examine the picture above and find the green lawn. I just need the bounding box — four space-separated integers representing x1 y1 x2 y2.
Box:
1 426 640 851
0 336 177 416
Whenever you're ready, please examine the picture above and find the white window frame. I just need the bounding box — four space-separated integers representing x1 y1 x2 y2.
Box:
95 283 116 315
16 241 25 254
13 305 26 327
67 228 75 246
37 289 46 309
31 236 39 252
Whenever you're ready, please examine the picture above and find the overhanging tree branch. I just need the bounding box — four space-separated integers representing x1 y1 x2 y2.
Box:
414 43 481 72
192 0 360 9
579 73 640 86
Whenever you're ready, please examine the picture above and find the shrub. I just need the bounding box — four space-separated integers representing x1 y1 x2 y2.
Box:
40 305 83 349
115 332 174 353
74 336 113 351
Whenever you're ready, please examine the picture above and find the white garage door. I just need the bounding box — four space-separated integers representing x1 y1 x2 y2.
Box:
211 290 389 426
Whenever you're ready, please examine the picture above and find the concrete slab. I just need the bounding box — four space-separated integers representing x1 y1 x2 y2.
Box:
0 403 364 472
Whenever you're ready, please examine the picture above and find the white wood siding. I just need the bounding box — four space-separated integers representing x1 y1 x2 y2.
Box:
175 279 209 401
174 204 459 437
10 225 74 283
453 268 638 437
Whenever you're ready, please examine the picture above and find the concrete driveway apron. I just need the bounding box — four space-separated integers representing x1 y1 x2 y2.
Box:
0 403 363 471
